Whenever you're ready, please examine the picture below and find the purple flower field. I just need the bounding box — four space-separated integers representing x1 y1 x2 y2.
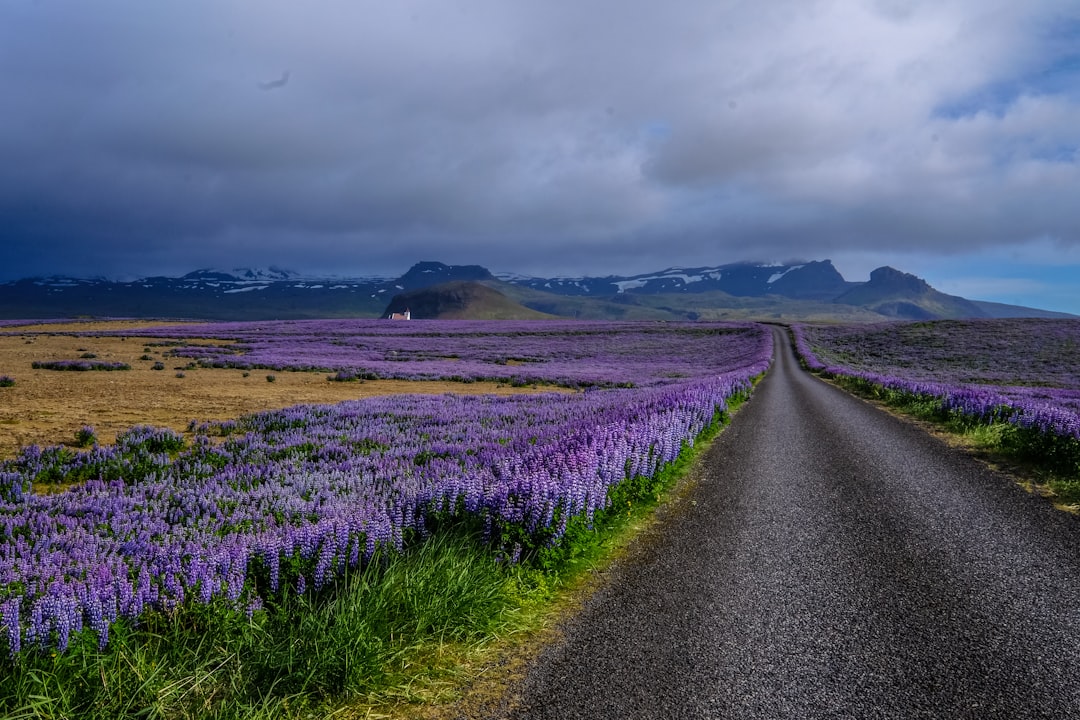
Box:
114 319 766 388
0 321 771 657
793 320 1080 441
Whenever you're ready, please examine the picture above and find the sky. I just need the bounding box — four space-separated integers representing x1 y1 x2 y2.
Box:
2 1 1078 313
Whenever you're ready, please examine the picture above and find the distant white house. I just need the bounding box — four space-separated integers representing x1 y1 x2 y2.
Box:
387 309 411 320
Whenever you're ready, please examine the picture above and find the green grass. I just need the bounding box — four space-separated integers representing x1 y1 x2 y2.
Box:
0 388 755 720
1 532 519 719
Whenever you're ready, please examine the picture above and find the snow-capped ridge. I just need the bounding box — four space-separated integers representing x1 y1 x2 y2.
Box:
1 258 1071 320
183 267 301 282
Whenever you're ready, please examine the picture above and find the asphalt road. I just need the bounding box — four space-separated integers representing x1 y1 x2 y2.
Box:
505 326 1080 719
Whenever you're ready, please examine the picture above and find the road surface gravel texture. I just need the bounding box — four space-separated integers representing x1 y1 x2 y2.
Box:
505 327 1080 719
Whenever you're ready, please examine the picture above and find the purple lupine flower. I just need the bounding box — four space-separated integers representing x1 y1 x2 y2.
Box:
245 595 263 619
1 320 772 656
1 597 20 657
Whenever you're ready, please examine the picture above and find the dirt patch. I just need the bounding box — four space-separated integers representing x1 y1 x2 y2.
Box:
3 319 201 333
0 324 570 459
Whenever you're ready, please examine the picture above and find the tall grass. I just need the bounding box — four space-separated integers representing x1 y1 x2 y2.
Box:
1 532 518 719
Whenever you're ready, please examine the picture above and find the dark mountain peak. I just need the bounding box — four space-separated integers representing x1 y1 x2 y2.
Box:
867 266 932 294
183 267 299 282
769 260 851 300
406 261 452 274
802 259 841 275
496 259 853 300
835 266 987 319
382 281 552 320
183 269 237 282
395 262 494 291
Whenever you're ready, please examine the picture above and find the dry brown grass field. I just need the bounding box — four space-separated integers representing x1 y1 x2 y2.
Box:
0 320 564 459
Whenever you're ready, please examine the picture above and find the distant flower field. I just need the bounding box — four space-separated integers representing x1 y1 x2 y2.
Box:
118 319 762 388
793 319 1080 442
0 321 771 658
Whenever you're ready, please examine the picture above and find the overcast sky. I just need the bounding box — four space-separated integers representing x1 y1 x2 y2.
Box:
2 1 1078 312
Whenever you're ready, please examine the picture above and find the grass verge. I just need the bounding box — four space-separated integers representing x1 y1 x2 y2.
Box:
1 533 519 720
0 388 754 720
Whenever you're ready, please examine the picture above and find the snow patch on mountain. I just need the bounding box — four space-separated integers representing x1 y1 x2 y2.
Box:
613 279 648 292
767 265 804 283
185 267 300 282
222 285 269 294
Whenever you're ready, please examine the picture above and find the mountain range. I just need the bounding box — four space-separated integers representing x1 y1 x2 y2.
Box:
0 260 1072 322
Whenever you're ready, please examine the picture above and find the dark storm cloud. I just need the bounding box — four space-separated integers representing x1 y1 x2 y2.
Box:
1 0 1078 282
